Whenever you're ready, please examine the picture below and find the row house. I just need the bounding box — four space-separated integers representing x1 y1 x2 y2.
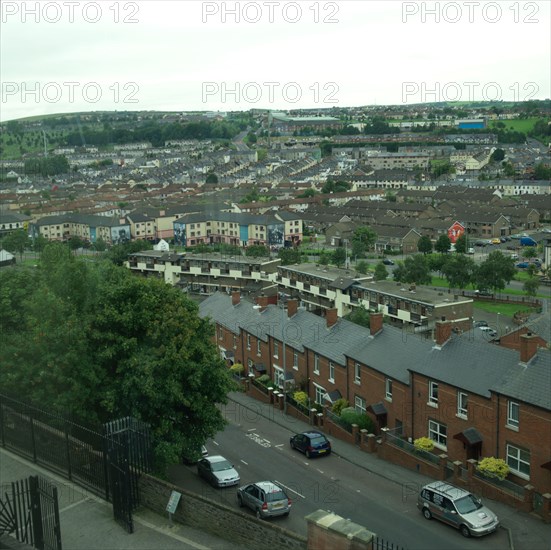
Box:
173 212 303 249
0 212 31 237
199 291 551 497
276 263 473 331
125 250 280 294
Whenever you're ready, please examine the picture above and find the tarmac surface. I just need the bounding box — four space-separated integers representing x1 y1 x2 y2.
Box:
1 387 549 550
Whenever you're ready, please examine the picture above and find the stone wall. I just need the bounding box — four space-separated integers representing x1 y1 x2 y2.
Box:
138 473 307 550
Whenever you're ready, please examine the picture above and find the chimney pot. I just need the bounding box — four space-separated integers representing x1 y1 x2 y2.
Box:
370 312 384 335
287 299 298 318
231 291 240 306
435 320 452 346
520 333 538 363
326 308 338 328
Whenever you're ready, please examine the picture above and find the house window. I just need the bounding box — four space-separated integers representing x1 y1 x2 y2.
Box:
428 420 447 450
218 326 223 340
329 362 335 382
274 366 284 389
233 335 237 349
506 444 530 479
246 334 251 351
247 358 253 369
428 381 439 406
314 354 320 374
385 379 393 401
257 340 261 356
457 392 468 418
293 351 298 370
354 363 361 384
274 341 279 358
314 384 326 405
507 401 519 428
355 396 366 415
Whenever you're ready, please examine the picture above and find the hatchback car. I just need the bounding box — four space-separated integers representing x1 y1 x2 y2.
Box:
237 481 291 519
491 238 501 244
418 482 499 537
290 431 331 458
382 258 395 265
197 455 240 488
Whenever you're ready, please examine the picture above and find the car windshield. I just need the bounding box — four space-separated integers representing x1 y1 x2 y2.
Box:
454 495 482 514
310 436 327 445
266 490 287 502
211 460 232 472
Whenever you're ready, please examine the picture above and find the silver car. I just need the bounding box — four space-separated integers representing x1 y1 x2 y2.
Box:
418 482 499 537
237 481 291 519
197 455 240 488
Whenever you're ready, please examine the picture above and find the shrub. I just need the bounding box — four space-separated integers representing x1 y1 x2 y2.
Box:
332 398 349 416
340 409 375 433
293 391 308 407
477 457 510 481
229 363 244 374
257 374 271 386
414 437 434 452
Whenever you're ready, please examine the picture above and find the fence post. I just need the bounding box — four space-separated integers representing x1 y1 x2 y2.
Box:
452 460 463 484
0 394 4 447
65 421 72 481
523 484 535 513
541 493 551 523
30 414 37 463
466 458 477 481
29 475 44 550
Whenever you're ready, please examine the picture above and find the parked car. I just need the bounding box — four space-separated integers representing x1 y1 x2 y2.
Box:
509 253 519 260
516 262 529 269
237 481 291 519
506 245 517 250
473 320 488 328
182 445 209 464
490 238 501 244
499 237 507 243
466 247 475 254
197 455 240 488
418 482 499 538
290 431 331 458
382 258 395 266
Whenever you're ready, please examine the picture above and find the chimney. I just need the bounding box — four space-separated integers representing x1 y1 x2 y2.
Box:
256 294 269 312
434 320 452 346
326 308 338 328
231 291 240 306
520 333 538 363
287 299 298 318
370 312 383 336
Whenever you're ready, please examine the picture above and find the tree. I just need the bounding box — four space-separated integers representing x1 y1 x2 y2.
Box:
278 248 302 265
344 306 370 329
67 236 84 253
92 238 107 252
523 247 537 259
374 262 388 281
318 250 330 265
205 172 218 184
393 254 431 285
435 234 452 254
352 226 377 257
491 148 505 162
2 229 29 261
441 255 476 289
245 245 269 258
523 277 540 297
104 240 153 266
454 233 468 254
475 251 516 293
534 163 551 180
331 247 346 267
0 252 235 472
356 260 369 274
417 235 433 255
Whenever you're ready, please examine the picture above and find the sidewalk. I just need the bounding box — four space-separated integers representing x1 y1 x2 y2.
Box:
227 391 551 550
0 448 242 550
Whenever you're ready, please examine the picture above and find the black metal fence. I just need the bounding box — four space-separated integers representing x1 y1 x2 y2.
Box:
0 393 152 534
374 536 406 550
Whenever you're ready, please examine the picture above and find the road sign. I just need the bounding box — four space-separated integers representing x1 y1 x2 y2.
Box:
166 490 181 514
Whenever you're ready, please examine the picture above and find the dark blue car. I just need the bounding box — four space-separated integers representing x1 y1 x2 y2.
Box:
290 431 331 458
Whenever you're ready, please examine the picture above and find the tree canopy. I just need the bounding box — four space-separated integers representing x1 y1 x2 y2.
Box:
475 251 516 292
0 244 234 472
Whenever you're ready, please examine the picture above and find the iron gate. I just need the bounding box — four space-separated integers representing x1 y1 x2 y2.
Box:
0 475 62 550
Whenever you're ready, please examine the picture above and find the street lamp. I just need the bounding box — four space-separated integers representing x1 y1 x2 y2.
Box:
279 295 288 415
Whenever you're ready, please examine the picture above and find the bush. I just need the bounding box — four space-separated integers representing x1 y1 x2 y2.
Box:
229 363 244 374
332 398 349 416
340 409 375 432
293 391 308 407
414 437 434 452
257 374 271 386
477 457 509 481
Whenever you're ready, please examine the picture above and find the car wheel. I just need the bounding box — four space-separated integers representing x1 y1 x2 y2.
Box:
237 494 243 507
306 450 312 459
283 511 290 517
255 508 262 520
460 525 470 538
290 440 295 450
423 508 432 520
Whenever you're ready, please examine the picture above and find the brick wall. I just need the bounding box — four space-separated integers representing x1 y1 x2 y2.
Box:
138 474 307 550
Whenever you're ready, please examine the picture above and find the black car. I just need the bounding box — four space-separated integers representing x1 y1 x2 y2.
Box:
473 320 488 328
290 431 331 458
382 258 395 266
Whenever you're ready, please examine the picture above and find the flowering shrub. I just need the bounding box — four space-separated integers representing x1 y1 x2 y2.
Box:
293 391 309 407
332 398 349 416
477 457 510 481
229 363 244 374
414 437 435 452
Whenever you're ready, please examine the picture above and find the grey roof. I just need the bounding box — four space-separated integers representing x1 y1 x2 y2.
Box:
34 213 128 228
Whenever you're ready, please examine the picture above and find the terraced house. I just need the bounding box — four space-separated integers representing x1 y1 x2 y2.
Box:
199 291 551 503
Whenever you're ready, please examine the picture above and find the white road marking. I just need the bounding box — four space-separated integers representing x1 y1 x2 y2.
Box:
247 428 256 432
274 480 305 499
240 459 248 465
245 432 271 448
213 440 219 446
275 444 284 447
317 469 324 474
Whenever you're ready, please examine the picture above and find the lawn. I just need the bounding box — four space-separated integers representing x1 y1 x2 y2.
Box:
489 117 539 133
473 301 538 317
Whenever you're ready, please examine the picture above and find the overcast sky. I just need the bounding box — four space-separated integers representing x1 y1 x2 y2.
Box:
1 0 549 121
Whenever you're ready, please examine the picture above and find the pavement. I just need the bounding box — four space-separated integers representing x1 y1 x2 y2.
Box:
1 389 549 550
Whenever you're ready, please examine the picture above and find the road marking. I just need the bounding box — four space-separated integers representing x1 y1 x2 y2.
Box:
240 459 248 465
275 444 284 447
245 432 271 448
247 428 256 432
213 440 219 446
317 469 324 474
274 480 305 499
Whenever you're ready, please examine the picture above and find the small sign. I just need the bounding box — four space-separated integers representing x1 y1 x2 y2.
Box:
166 490 181 514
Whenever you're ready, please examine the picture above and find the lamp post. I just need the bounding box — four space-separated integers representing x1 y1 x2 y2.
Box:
280 295 288 415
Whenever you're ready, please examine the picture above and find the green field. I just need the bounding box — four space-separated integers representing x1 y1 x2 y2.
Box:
489 117 539 133
473 301 538 318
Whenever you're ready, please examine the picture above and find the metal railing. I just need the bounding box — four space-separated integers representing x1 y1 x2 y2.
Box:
385 432 441 465
473 470 525 499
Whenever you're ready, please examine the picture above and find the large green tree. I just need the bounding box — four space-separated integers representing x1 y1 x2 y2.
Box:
454 233 468 254
393 254 431 285
351 226 377 257
2 229 30 261
435 234 452 254
441 255 476 290
417 235 433 255
0 245 234 472
475 251 516 293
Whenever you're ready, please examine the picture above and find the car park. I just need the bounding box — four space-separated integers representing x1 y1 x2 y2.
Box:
197 455 240 488
290 431 331 458
237 481 291 519
418 482 499 538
